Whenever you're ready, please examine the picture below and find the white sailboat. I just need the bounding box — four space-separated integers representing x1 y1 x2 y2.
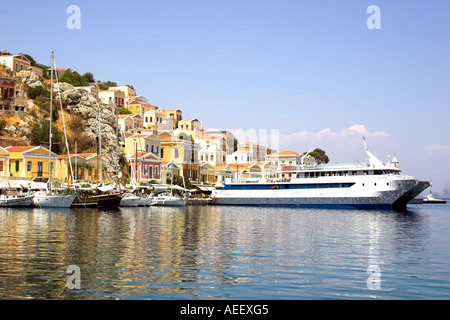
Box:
31 51 76 208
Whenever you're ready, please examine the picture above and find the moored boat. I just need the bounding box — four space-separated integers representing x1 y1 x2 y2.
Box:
32 191 76 208
0 193 34 207
120 193 141 207
211 138 430 211
151 192 187 207
72 188 122 208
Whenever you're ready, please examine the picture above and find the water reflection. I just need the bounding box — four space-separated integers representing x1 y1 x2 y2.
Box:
0 205 435 299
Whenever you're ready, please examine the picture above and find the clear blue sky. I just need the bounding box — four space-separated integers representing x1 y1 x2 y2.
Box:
1 0 449 194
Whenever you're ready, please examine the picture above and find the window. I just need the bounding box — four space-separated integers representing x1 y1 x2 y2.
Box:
145 144 149 152
151 145 154 153
27 161 32 172
15 161 19 172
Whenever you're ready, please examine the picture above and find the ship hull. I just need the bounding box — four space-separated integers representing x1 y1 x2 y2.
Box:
211 176 430 211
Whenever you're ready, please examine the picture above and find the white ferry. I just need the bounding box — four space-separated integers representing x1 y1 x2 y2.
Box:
211 139 430 210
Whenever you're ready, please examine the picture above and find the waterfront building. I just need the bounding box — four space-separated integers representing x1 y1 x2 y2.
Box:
254 161 277 179
5 145 58 179
160 137 199 182
226 162 262 180
128 152 161 183
0 147 10 178
57 153 103 184
213 164 234 186
198 162 216 185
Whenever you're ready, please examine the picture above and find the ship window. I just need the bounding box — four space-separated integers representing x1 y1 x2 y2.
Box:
374 183 377 186
362 183 365 186
387 183 389 186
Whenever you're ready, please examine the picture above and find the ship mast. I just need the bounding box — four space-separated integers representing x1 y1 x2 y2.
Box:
48 51 54 194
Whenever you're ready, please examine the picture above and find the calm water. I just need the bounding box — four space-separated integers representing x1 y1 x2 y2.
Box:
0 202 449 300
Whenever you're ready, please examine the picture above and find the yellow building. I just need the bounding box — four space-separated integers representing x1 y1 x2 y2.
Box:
5 146 58 179
127 101 156 117
124 133 161 158
160 137 199 182
177 118 203 141
160 109 182 129
0 146 10 178
57 153 103 184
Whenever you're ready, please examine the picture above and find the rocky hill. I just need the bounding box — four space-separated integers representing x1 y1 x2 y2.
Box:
0 69 126 184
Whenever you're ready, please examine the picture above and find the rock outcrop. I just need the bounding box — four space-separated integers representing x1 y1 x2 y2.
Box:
54 82 124 182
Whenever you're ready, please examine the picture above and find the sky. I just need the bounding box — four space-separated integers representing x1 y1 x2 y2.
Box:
1 0 449 195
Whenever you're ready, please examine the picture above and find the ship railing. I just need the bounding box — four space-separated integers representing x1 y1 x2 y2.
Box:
279 162 398 172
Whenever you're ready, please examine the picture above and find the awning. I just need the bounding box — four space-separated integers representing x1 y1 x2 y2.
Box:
198 186 216 191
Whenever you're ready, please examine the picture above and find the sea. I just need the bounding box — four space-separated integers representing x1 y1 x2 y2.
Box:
0 202 449 301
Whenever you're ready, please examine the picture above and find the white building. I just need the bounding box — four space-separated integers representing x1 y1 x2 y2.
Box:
0 54 31 73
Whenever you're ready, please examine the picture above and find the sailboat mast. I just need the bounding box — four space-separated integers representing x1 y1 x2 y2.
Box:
48 51 54 193
96 110 100 187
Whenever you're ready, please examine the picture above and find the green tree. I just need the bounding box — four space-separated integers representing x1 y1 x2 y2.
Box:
118 107 132 114
30 120 63 154
306 148 330 164
82 72 95 83
59 69 89 86
97 80 117 90
27 86 50 99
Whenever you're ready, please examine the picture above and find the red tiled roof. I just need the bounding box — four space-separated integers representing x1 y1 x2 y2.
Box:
5 146 36 152
271 150 300 156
